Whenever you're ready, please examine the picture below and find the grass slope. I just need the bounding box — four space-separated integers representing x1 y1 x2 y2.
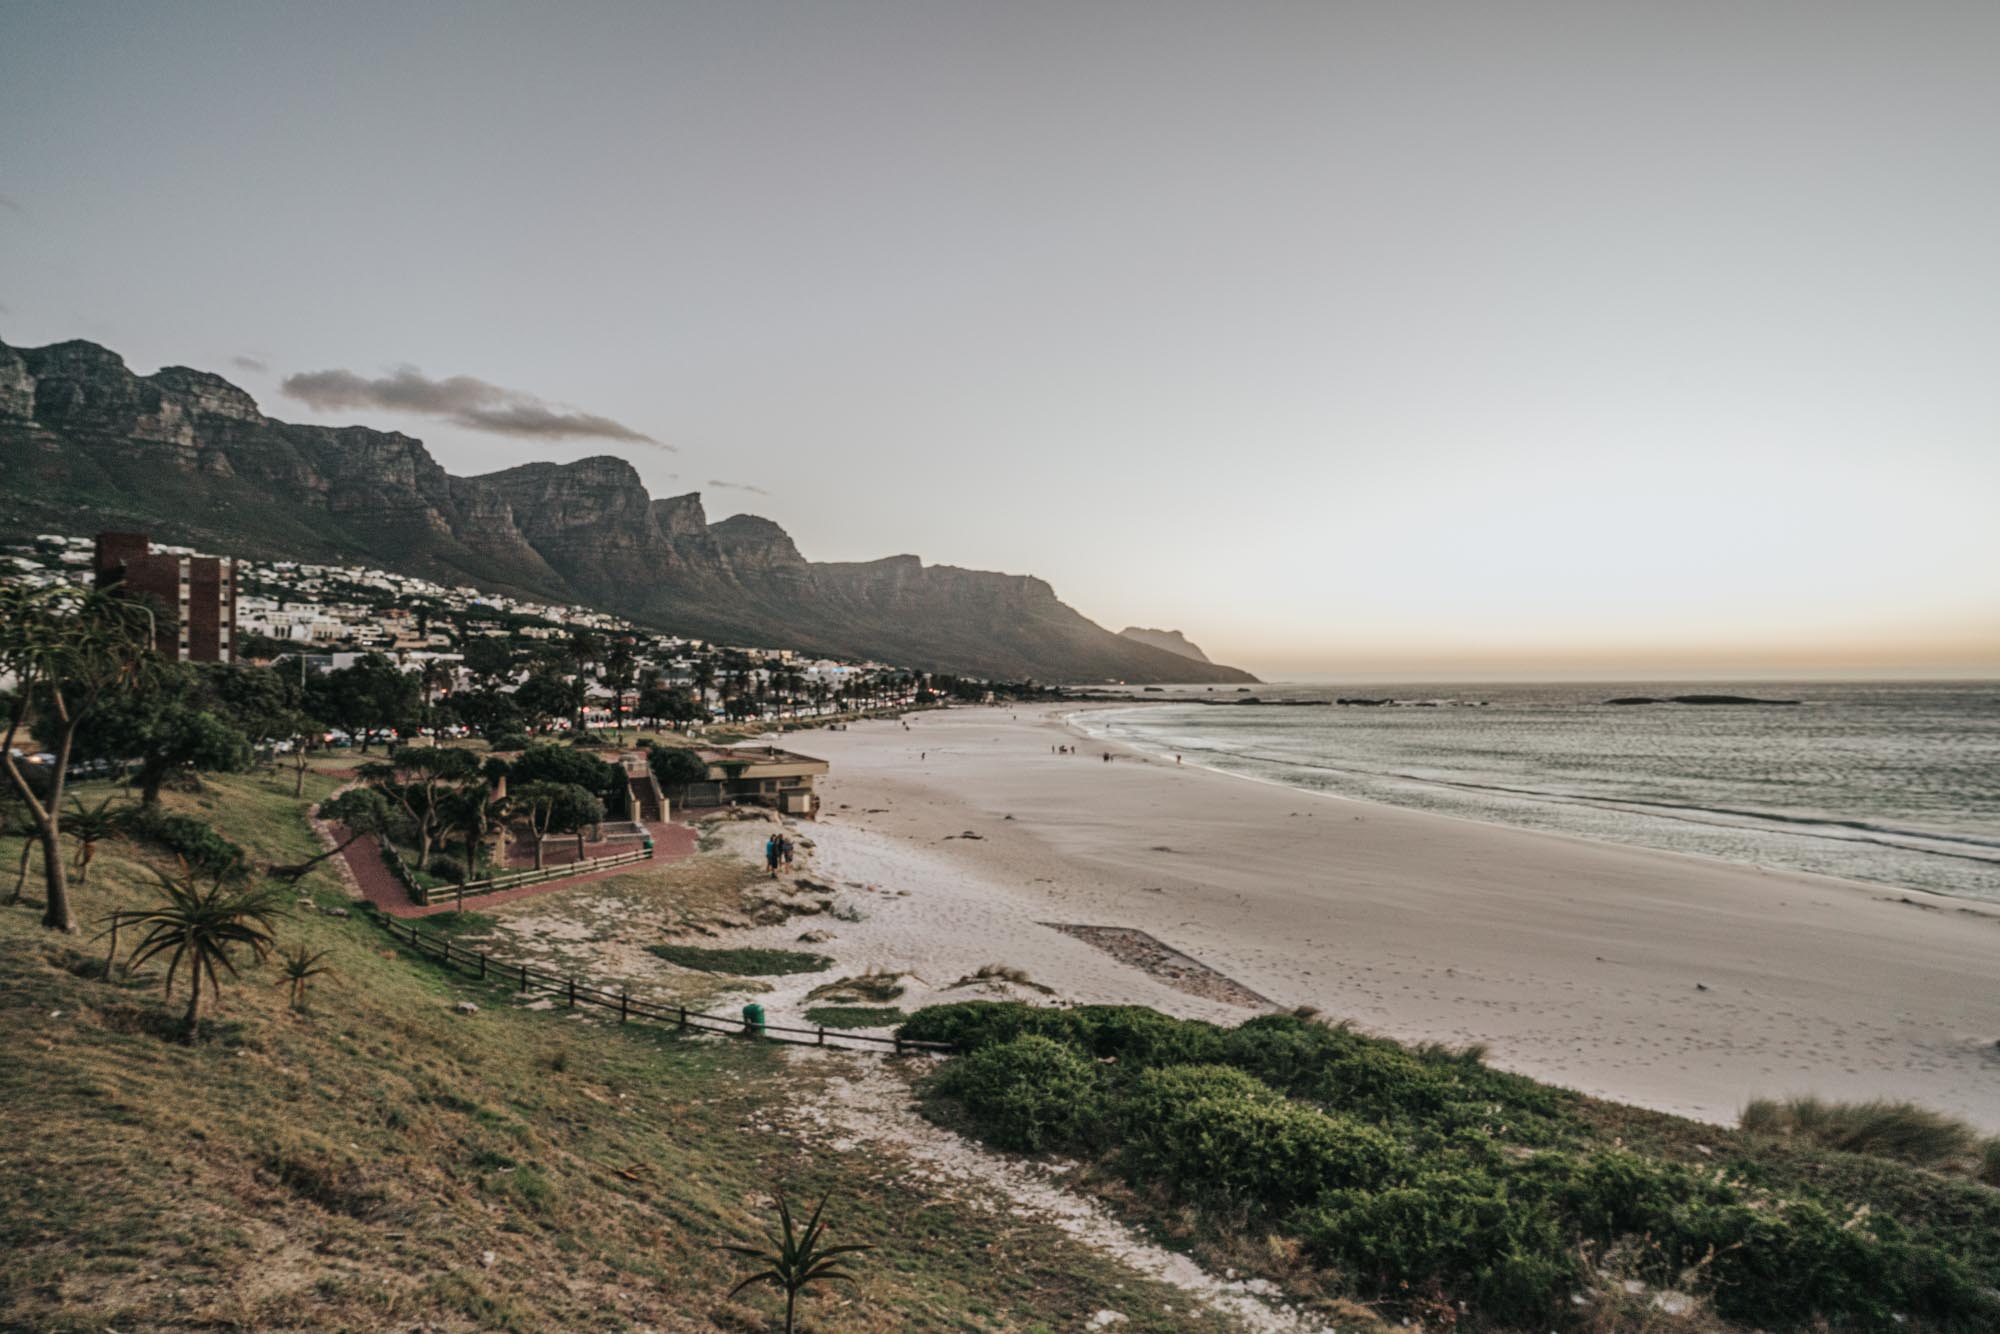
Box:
0 771 1239 1332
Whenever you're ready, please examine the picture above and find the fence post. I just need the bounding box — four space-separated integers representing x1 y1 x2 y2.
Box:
479 950 488 979
409 921 420 948
894 1034 904 1055
520 963 529 992
441 939 451 966
567 977 577 1008
677 1005 687 1030
619 992 629 1023
817 1026 825 1047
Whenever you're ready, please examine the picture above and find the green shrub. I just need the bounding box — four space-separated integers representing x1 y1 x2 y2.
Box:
804 1005 906 1030
898 1000 1075 1052
1223 1012 1569 1137
1298 1167 1575 1327
1678 1196 1993 1327
1740 1096 1983 1171
127 808 247 879
646 945 831 976
1132 1094 1403 1212
1982 1139 2000 1187
932 1034 1103 1153
897 1002 1231 1066
1114 1064 1279 1140
427 856 467 884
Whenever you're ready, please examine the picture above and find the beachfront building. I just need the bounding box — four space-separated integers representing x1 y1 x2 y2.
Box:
676 745 829 818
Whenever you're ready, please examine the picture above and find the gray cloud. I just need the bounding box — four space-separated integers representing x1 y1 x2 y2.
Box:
280 364 660 445
230 354 267 372
0 195 20 214
706 479 769 495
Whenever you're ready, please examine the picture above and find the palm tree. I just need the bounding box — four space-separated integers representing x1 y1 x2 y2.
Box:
718 1192 871 1334
64 794 128 886
122 865 288 1042
420 658 455 736
602 641 637 740
692 658 718 715
276 943 332 1010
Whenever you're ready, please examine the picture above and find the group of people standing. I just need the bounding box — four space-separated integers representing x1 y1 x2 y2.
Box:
764 831 796 877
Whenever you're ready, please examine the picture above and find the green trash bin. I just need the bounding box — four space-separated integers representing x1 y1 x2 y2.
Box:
741 1001 766 1036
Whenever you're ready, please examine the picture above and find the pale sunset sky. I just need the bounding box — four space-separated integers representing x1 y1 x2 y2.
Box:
3 1 1996 678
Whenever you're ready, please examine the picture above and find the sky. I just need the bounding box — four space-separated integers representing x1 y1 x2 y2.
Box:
3 0 1996 679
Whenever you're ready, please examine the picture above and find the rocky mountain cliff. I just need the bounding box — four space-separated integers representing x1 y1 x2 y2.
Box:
1119 626 1216 664
0 337 1255 683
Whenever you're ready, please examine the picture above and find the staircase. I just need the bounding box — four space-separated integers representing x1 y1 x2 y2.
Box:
625 765 665 822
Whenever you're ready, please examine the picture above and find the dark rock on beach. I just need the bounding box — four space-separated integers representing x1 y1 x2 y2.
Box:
1607 695 1801 706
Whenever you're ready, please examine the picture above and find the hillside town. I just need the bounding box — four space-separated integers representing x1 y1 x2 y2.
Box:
2 531 965 733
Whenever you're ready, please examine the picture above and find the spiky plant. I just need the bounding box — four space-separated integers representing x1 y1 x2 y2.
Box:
64 794 128 886
122 863 287 1042
276 943 333 1010
93 908 130 979
718 1191 871 1333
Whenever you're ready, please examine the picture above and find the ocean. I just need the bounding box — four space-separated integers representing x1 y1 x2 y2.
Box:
1073 680 2000 903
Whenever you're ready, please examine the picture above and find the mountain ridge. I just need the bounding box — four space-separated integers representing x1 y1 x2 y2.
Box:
1119 626 1215 664
0 336 1255 684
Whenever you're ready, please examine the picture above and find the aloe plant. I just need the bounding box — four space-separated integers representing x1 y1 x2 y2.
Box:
718 1191 871 1333
276 943 333 1010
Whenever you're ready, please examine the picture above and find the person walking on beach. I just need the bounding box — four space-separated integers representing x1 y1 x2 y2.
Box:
780 835 795 870
765 833 781 878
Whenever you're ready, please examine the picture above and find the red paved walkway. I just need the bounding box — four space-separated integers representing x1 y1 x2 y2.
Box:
336 819 699 919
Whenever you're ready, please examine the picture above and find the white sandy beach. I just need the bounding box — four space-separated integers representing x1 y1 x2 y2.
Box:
736 704 2000 1132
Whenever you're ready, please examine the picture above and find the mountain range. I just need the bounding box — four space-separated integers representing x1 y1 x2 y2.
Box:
0 337 1255 684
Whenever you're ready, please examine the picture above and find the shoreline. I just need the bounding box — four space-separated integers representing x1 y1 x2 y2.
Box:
751 704 2000 1131
1064 701 1999 909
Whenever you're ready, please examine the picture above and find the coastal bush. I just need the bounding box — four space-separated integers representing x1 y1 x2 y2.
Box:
1740 1095 1983 1171
904 999 2000 1329
931 1034 1103 1153
1675 1196 1994 1328
803 1005 906 1030
1223 1011 1571 1136
486 731 531 753
126 808 248 880
896 999 1077 1052
1132 1093 1403 1211
646 945 832 976
1298 1168 1576 1327
426 856 467 885
1114 1064 1279 1139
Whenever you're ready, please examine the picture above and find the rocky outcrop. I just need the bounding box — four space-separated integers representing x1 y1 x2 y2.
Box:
0 335 1256 683
1119 626 1215 664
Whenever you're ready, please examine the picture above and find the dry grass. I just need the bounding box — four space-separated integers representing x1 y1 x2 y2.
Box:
0 771 1240 1332
948 963 1056 996
1740 1095 1991 1175
809 967 908 1004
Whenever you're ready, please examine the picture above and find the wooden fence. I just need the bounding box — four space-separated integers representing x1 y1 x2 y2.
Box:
388 842 656 907
378 914 956 1055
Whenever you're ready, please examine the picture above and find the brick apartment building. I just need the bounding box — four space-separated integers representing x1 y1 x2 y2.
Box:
92 532 237 663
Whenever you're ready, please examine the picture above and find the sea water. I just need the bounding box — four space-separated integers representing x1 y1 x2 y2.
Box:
1074 681 2000 903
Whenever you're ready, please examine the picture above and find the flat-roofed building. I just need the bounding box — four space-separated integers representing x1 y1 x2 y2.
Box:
92 532 236 663
677 744 829 817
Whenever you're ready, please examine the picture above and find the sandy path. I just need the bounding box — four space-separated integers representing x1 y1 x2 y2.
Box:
787 1051 1334 1333
760 706 2000 1130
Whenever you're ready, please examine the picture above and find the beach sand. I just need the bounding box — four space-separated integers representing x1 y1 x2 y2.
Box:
735 705 2000 1131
